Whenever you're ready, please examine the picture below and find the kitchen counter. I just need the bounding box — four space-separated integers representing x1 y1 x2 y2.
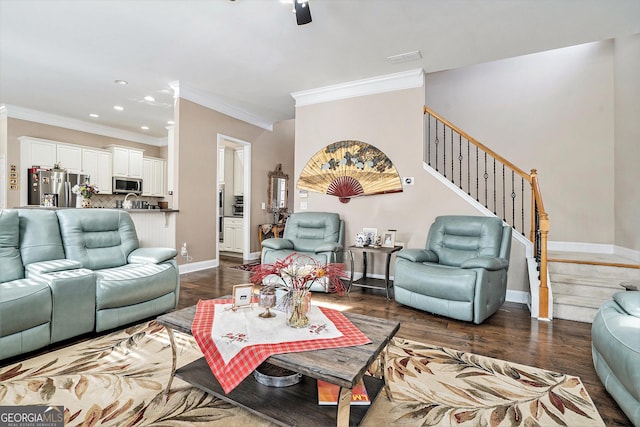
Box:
19 206 179 213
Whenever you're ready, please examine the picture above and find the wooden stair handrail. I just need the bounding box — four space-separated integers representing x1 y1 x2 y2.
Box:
424 106 551 319
424 106 530 181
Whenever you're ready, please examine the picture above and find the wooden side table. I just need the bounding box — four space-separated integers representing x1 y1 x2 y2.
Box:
347 245 402 299
258 223 285 249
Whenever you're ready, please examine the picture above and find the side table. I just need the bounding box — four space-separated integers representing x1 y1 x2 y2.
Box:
347 245 402 299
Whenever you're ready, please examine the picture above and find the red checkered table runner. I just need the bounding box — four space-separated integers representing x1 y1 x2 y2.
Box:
191 298 372 393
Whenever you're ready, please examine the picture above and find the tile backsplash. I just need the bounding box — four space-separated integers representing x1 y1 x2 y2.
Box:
90 194 164 209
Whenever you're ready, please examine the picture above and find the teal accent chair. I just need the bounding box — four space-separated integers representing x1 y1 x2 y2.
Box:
592 291 640 426
260 212 344 292
394 215 512 324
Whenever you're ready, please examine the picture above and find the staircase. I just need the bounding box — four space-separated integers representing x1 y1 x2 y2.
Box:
549 251 640 323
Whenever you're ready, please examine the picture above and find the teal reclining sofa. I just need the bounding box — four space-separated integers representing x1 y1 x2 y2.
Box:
0 208 179 361
592 291 640 426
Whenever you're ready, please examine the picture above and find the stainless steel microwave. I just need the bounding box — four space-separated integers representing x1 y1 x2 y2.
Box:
112 177 143 194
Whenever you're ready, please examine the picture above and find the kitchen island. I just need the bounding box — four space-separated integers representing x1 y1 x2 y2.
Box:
19 206 178 249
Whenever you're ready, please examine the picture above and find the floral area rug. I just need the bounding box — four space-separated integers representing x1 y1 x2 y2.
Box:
0 321 604 427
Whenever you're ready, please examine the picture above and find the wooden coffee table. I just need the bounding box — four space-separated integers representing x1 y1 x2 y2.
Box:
157 304 400 427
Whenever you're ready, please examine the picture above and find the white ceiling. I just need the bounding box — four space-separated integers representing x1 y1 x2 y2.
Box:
1 0 639 143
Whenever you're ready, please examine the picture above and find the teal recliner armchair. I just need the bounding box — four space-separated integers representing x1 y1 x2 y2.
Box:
394 215 512 324
261 212 344 292
592 291 640 426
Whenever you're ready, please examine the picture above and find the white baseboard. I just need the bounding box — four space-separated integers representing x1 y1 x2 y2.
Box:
179 259 218 274
506 290 529 305
548 241 640 263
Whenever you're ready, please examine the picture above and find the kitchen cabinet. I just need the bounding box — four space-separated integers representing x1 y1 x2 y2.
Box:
82 148 112 194
110 146 144 178
142 157 166 197
233 149 244 195
20 137 58 169
56 144 82 172
222 217 244 253
218 147 225 183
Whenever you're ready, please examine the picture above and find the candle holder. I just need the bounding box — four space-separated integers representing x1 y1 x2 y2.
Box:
258 286 277 318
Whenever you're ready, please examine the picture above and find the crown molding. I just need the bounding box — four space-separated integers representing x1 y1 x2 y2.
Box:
170 81 274 131
291 68 425 107
2 104 167 146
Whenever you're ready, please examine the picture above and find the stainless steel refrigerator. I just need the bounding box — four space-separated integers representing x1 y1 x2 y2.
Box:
28 169 90 207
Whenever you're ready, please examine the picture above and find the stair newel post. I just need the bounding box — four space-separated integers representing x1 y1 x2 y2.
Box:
538 211 550 320
529 169 538 244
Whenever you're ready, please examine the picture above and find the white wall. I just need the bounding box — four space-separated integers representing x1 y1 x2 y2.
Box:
426 41 616 245
614 34 640 255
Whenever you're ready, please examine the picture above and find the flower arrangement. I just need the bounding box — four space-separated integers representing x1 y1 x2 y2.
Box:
72 182 99 199
250 253 347 294
249 253 347 327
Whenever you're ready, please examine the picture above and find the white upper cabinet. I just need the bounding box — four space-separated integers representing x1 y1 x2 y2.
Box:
26 138 56 168
56 144 82 172
233 149 244 195
142 157 166 197
110 146 144 178
82 148 112 194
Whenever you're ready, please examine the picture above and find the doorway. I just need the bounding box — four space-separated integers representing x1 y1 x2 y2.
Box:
217 134 251 261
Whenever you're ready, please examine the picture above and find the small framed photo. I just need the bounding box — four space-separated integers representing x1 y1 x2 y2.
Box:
231 284 254 311
381 230 396 248
362 227 377 246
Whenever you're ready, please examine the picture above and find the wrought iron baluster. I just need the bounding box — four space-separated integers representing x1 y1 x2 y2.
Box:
466 139 470 196
475 146 479 202
483 152 488 207
450 128 455 183
458 135 463 189
492 158 497 214
442 125 447 178
434 121 439 172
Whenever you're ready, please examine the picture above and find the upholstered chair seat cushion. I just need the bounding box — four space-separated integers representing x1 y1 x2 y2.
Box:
0 278 52 359
95 263 177 309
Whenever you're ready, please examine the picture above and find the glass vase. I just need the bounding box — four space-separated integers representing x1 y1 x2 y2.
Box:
286 289 311 328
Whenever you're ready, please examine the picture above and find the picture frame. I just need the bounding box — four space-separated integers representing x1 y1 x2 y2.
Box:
381 230 396 248
362 227 377 246
231 284 254 311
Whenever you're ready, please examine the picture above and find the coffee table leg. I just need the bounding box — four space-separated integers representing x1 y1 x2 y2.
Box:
336 386 352 427
164 326 177 401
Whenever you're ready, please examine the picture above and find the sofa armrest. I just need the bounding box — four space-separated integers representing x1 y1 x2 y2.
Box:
314 242 343 253
26 259 84 275
261 238 294 250
460 256 509 271
396 249 439 263
128 248 178 264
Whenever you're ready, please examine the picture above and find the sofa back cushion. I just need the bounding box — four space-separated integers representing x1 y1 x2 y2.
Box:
283 212 342 252
18 209 66 265
0 210 24 283
56 209 139 270
427 216 504 267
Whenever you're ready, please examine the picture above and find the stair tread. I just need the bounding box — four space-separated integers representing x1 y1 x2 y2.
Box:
549 273 629 289
548 250 639 265
553 292 606 309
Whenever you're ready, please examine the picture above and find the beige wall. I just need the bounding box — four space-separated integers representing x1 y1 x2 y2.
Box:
614 34 640 253
294 87 529 293
174 98 294 264
5 117 164 208
425 41 616 245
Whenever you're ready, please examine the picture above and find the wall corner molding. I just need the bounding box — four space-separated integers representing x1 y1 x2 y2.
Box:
169 81 274 131
2 104 167 146
291 68 424 107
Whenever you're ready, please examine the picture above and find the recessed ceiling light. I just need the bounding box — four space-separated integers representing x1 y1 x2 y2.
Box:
113 105 124 111
89 113 99 118
114 79 128 85
141 126 149 130
144 95 155 102
167 120 175 125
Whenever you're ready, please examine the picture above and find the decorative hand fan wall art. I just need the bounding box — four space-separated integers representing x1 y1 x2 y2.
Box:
297 140 403 203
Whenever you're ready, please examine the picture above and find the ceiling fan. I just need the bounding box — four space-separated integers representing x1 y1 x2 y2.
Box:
293 0 312 25
230 0 312 26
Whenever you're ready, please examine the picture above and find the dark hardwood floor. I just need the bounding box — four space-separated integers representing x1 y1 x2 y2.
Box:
178 256 631 427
